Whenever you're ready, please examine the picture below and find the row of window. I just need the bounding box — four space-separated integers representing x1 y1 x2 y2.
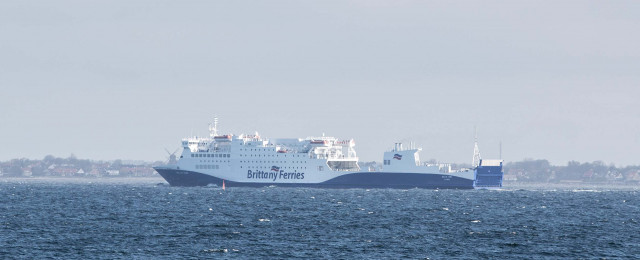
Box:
241 166 307 170
192 154 229 158
240 160 306 164
240 154 303 158
196 165 219 170
383 160 391 165
190 153 306 158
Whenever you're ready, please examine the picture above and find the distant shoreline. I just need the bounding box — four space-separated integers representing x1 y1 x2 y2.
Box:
0 176 167 184
502 182 639 190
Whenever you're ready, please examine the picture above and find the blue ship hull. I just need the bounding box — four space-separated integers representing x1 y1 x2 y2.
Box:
154 168 476 189
474 163 503 188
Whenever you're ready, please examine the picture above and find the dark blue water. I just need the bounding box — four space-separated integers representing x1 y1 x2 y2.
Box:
1 179 639 259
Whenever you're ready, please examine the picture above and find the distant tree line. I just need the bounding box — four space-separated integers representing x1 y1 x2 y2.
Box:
0 155 161 177
505 159 640 183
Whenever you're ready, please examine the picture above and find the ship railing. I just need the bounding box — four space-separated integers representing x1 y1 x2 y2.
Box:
310 154 358 160
327 156 359 161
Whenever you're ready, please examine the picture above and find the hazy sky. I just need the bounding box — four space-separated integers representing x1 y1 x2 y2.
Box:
1 1 639 166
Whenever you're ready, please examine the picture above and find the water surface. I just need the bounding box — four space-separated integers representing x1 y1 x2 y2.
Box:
1 179 638 259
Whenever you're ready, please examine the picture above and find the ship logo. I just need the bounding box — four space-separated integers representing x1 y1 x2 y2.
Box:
271 166 280 172
393 154 402 160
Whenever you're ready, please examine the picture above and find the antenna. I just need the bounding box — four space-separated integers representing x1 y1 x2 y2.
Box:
499 141 502 160
472 127 481 168
209 116 219 138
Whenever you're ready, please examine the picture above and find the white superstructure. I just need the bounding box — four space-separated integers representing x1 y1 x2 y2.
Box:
382 143 475 180
172 118 360 184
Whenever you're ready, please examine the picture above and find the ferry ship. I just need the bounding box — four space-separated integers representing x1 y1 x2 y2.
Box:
154 118 503 189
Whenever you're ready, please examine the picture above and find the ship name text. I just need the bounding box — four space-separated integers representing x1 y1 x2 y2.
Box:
247 170 305 181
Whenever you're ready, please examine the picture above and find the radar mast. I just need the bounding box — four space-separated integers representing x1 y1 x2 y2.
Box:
472 127 481 168
209 116 219 138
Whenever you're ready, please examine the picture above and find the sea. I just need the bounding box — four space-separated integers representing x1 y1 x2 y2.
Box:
1 178 639 259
